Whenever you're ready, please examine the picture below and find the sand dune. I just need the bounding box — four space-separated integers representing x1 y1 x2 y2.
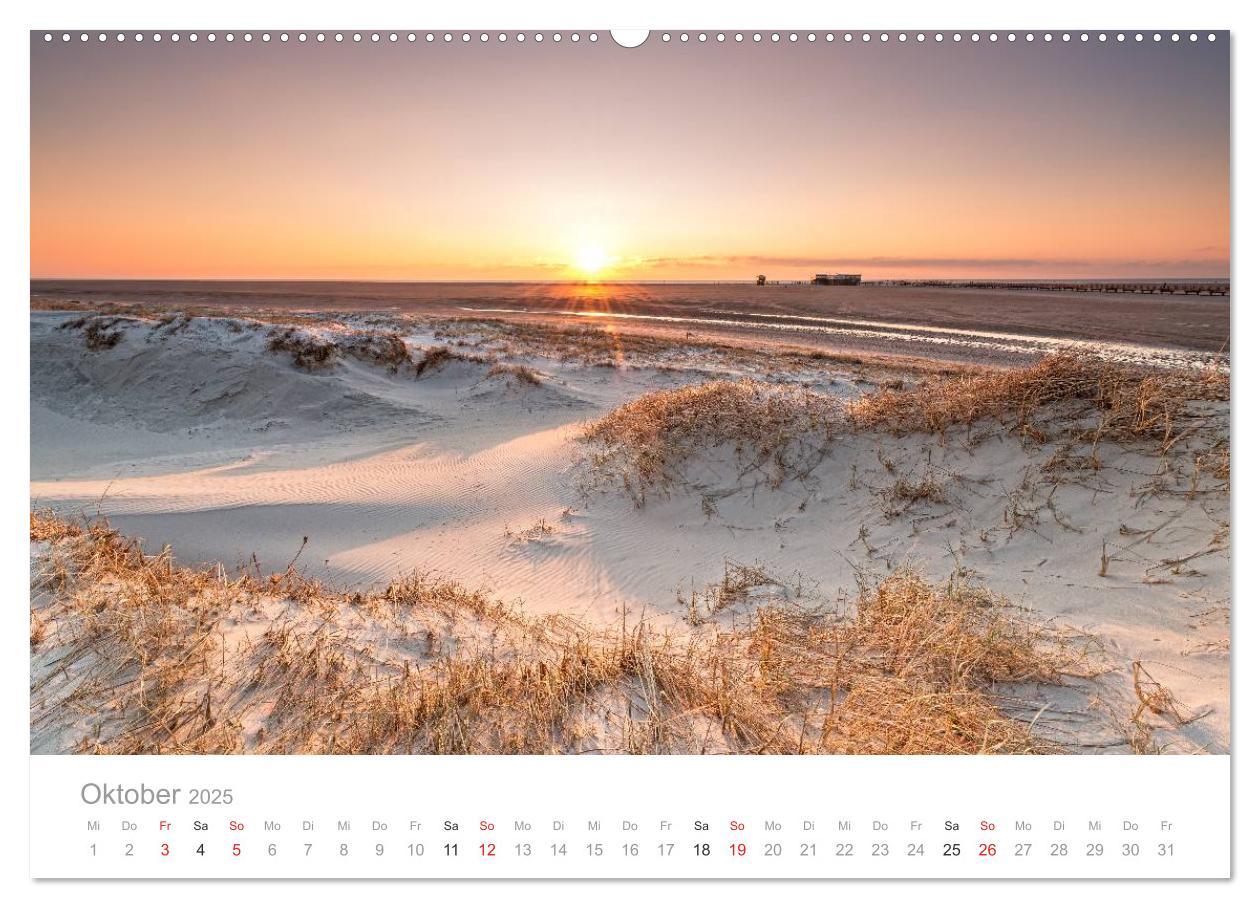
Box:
30 308 1230 753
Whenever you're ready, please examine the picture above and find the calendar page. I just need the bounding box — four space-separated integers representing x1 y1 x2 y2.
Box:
24 7 1234 888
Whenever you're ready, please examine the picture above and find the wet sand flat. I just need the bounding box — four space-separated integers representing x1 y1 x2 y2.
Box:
32 281 1230 360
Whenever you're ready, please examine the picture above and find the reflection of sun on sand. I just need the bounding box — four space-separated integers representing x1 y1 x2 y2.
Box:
29 306 1231 754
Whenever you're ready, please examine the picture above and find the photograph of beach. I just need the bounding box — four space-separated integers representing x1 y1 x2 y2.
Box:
29 33 1229 755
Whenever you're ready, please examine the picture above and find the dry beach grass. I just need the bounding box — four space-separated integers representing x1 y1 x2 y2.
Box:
580 380 846 504
31 512 1098 755
580 354 1229 502
30 305 1229 755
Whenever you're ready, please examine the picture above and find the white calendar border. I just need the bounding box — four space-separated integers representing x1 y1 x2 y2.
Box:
4 0 1250 903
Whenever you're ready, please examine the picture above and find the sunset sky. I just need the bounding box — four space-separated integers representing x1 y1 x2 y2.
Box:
30 33 1229 281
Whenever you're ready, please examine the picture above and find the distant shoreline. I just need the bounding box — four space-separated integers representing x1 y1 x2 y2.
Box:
31 277 1231 288
28 279 1231 359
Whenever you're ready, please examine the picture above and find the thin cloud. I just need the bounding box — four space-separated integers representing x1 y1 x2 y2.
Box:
529 253 1228 274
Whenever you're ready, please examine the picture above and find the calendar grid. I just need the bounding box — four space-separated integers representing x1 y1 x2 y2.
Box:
30 755 1230 879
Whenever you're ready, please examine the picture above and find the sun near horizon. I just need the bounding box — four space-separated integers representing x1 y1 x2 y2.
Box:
572 244 615 280
29 35 1229 283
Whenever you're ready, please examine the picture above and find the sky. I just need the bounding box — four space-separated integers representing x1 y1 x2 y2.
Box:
30 33 1230 281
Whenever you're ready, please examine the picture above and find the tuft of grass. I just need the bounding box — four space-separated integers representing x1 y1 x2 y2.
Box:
851 569 1070 686
680 560 781 625
59 315 129 350
581 380 845 504
341 332 410 372
267 328 338 370
847 353 1227 446
884 472 950 508
1196 443 1230 487
414 344 454 376
487 363 543 386
1124 660 1200 754
31 508 83 543
84 322 125 350
414 344 492 377
504 518 556 543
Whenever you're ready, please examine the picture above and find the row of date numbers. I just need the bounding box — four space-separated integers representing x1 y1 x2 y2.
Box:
91 840 1178 859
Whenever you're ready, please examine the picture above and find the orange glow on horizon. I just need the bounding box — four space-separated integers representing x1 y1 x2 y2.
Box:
30 37 1229 282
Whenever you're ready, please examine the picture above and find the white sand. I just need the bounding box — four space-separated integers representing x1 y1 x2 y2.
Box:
30 311 1230 752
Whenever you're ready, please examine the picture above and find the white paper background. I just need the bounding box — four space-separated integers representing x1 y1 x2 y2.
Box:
3 0 1250 904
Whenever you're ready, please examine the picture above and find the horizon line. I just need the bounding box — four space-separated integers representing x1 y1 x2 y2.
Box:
30 276 1232 285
